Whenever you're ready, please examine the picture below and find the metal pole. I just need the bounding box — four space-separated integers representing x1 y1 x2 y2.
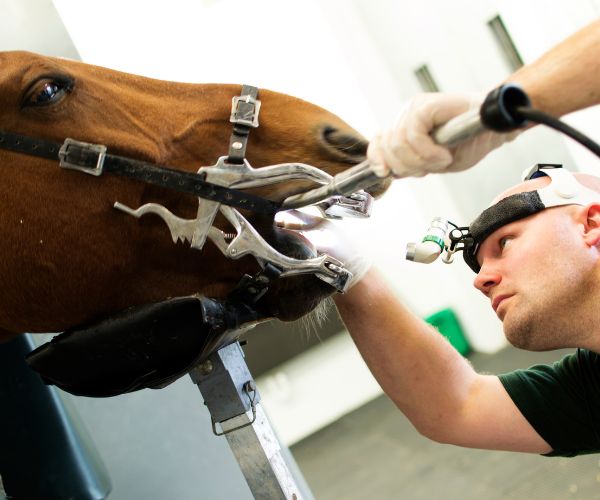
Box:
190 342 311 500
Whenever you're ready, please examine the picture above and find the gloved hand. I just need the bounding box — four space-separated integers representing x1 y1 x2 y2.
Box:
275 210 371 290
367 93 520 178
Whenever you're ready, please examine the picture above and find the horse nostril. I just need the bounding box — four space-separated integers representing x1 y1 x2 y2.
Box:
320 126 368 163
320 125 392 199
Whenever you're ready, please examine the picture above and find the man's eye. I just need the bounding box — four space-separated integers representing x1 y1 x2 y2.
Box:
499 236 513 250
22 77 73 107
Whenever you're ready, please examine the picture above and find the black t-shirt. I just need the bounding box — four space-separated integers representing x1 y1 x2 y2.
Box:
498 349 600 457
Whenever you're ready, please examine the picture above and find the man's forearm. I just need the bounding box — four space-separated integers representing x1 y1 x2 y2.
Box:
510 19 600 116
334 268 479 439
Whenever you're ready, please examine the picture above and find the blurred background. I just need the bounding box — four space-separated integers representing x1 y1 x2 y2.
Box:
2 0 600 498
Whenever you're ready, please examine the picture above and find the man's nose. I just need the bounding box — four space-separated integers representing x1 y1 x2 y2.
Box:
473 262 502 295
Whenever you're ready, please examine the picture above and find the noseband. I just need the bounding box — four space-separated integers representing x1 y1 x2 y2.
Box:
0 85 372 302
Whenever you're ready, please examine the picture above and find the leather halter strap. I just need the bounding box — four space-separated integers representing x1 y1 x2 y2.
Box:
227 84 260 163
0 86 279 215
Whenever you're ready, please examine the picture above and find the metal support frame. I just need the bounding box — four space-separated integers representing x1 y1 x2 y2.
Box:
190 342 310 500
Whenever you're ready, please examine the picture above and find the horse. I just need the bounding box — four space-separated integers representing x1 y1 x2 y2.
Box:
0 51 389 395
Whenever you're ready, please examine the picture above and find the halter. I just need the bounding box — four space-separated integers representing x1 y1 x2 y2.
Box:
0 85 373 302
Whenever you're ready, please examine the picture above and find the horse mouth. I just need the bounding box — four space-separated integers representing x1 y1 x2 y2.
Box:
252 215 317 261
275 227 317 256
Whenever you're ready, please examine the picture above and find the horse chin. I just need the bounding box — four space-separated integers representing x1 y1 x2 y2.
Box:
259 274 335 321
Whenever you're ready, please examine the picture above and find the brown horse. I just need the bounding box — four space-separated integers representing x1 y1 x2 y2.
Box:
0 51 389 394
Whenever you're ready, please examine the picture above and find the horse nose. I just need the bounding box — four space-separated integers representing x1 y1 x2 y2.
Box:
321 126 392 198
320 126 391 197
321 126 368 162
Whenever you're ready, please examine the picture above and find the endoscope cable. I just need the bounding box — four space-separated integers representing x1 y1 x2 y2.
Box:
514 106 600 159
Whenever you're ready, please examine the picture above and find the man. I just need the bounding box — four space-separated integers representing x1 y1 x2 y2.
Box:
285 19 600 457
332 166 600 457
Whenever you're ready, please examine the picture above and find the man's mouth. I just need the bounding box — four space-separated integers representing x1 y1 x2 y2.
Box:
492 294 514 314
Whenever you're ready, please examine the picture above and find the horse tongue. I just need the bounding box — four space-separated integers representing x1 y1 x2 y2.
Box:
25 296 258 397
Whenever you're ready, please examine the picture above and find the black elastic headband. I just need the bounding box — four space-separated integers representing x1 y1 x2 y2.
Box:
463 191 545 273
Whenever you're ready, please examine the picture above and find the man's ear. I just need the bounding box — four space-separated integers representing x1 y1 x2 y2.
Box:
582 204 600 247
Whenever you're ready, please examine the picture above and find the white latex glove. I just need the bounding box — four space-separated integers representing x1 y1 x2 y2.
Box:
275 210 371 290
367 93 520 178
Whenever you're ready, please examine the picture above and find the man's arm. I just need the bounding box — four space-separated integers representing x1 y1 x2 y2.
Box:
510 19 600 116
334 268 552 453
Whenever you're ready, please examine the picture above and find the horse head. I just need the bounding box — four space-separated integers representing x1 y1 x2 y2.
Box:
0 51 389 395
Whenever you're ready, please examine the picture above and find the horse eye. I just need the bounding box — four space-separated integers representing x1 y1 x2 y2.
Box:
22 77 73 108
38 82 60 103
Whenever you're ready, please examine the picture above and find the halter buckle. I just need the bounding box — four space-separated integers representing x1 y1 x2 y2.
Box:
230 95 261 128
59 138 107 176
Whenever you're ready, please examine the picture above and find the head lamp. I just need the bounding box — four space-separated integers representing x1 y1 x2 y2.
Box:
406 164 600 273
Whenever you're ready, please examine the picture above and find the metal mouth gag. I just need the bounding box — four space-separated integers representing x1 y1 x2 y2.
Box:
110 86 374 295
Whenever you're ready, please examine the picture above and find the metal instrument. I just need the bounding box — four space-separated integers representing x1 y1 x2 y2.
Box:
282 83 531 209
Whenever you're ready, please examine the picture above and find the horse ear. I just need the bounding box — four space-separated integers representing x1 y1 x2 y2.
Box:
320 126 368 163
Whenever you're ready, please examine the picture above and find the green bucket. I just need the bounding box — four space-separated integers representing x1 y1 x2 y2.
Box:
425 308 471 356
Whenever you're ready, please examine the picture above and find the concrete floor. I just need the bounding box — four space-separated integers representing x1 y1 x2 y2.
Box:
292 346 600 500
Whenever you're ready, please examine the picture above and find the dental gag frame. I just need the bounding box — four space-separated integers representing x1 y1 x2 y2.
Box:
113 153 372 296
112 86 373 296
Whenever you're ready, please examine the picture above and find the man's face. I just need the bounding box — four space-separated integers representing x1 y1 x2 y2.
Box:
472 178 597 350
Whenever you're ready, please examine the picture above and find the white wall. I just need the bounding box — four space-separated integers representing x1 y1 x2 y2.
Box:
0 0 79 58
50 0 600 352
